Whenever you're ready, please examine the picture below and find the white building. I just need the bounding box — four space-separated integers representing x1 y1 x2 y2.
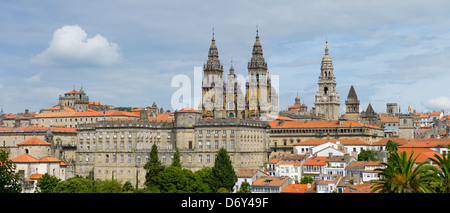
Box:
362 161 384 182
234 169 267 192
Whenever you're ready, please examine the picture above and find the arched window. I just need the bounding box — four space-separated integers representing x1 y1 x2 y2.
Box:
324 87 329 95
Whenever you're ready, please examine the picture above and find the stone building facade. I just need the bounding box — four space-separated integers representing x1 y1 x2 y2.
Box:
268 119 384 159
75 107 270 188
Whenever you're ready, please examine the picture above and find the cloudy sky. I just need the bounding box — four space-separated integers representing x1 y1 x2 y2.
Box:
1 0 450 115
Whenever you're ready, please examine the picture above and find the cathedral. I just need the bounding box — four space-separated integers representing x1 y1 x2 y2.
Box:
200 30 278 119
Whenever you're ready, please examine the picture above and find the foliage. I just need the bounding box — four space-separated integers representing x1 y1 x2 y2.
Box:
92 179 123 193
299 175 314 184
358 149 377 161
159 165 213 193
386 140 399 153
123 181 134 192
371 151 434 193
237 182 251 193
216 187 229 193
171 148 181 168
52 176 124 193
426 153 450 193
210 148 237 192
53 176 93 193
144 144 165 190
0 149 22 193
159 166 190 193
36 173 61 193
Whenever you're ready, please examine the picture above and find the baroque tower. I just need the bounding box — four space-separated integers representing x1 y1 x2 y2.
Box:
314 41 340 120
245 29 272 119
345 85 360 122
201 31 224 118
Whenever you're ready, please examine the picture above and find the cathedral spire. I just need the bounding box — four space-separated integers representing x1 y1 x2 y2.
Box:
229 58 235 75
248 28 267 69
204 29 223 73
320 40 334 80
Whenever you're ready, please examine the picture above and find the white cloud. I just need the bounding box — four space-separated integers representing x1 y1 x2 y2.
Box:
24 73 42 83
425 96 450 111
31 25 122 67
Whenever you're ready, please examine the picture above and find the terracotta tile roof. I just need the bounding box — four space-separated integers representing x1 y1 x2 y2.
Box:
11 154 39 163
17 138 52 146
397 148 441 163
266 114 294 121
65 90 79 94
236 169 260 177
372 138 409 146
267 158 281 164
294 138 370 146
281 184 308 193
343 182 376 193
346 161 369 170
252 176 290 187
366 161 383 166
39 156 62 163
380 116 399 123
35 110 139 118
288 104 302 110
269 120 381 129
304 156 328 166
429 111 443 116
41 106 75 112
402 138 450 148
29 174 43 180
0 126 77 132
177 107 200 113
277 160 302 166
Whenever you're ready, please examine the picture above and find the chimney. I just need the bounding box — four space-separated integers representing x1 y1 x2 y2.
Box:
446 126 449 139
353 174 360 185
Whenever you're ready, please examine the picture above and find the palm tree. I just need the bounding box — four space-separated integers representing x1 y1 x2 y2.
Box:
427 153 450 193
371 151 434 193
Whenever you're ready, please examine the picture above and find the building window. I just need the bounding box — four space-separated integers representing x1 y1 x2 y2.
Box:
198 141 203 149
198 155 202 163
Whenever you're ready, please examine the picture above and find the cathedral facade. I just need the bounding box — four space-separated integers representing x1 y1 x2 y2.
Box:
200 30 278 120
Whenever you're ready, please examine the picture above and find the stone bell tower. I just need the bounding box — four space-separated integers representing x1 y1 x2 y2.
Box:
314 41 340 120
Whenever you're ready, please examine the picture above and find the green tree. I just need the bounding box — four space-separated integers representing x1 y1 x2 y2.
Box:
123 181 134 192
426 153 450 193
193 167 213 193
53 176 93 193
36 173 61 193
171 148 181 168
159 166 189 193
386 140 399 153
358 149 376 161
144 143 165 191
371 151 434 193
237 182 251 193
92 179 123 193
0 149 22 193
300 175 314 184
210 148 237 192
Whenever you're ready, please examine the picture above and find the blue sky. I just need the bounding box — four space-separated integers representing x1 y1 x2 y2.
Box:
1 0 450 115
